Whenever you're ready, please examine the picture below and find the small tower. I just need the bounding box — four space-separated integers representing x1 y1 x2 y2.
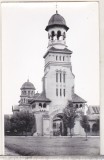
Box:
45 10 69 49
19 79 36 106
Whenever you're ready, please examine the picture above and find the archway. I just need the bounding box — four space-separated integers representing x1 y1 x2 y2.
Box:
52 113 67 136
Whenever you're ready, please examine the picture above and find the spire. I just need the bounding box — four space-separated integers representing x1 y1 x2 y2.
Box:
27 75 29 82
56 2 58 14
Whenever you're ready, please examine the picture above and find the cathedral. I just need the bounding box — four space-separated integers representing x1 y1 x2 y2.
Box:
12 11 89 136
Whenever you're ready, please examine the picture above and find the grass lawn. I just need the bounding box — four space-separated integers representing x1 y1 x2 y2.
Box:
5 136 100 156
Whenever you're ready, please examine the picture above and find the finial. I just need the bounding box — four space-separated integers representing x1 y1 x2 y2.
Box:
56 2 58 14
27 75 29 82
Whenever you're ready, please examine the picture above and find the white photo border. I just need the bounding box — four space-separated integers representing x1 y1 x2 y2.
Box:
0 0 104 157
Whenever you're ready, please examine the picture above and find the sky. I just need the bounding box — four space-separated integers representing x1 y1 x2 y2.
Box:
1 2 99 114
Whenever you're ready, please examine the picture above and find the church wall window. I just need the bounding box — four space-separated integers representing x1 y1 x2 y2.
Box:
24 91 26 95
80 104 82 107
76 104 78 108
39 103 42 107
56 56 58 61
43 103 47 108
56 72 58 82
63 56 65 61
24 99 25 103
31 91 33 95
32 104 36 109
60 73 62 82
63 73 65 83
28 91 30 96
63 89 65 97
59 56 61 61
56 88 58 96
60 89 62 96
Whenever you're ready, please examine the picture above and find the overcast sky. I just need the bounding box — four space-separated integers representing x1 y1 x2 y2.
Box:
1 2 99 114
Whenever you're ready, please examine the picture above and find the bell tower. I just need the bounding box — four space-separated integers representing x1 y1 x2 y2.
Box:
45 11 69 49
43 11 75 114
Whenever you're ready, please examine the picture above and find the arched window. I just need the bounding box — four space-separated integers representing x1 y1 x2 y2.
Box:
51 31 55 40
60 73 62 82
57 30 61 40
59 56 61 61
80 104 82 108
56 56 58 61
39 103 42 107
63 32 66 40
63 89 65 97
63 56 65 61
43 103 47 108
63 73 65 83
28 91 30 96
56 72 58 82
76 104 78 108
32 104 36 109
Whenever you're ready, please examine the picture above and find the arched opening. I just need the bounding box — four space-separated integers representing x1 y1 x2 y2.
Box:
51 31 55 40
57 30 61 40
63 32 66 40
76 104 78 108
43 103 47 108
32 104 36 109
80 104 82 108
53 113 67 136
39 103 42 107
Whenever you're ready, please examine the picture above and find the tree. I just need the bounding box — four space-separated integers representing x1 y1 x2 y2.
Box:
63 101 77 137
80 115 90 140
4 115 11 135
10 111 36 135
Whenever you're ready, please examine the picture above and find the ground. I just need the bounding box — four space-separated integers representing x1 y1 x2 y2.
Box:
5 136 100 156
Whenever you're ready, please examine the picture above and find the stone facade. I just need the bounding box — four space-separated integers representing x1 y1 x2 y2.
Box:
12 11 95 136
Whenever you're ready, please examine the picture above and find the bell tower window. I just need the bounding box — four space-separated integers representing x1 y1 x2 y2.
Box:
51 31 55 40
57 30 61 40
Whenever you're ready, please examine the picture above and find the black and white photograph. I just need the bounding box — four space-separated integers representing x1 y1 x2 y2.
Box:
2 1 100 156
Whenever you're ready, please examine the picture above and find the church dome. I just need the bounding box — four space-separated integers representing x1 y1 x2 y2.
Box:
45 12 69 31
21 80 35 90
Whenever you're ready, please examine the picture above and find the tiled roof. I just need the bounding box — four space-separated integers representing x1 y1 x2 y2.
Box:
45 12 69 31
12 105 20 111
72 93 87 103
87 105 100 115
43 47 72 58
30 91 51 103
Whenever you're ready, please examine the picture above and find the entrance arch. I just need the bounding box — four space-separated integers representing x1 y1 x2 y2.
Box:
52 113 67 136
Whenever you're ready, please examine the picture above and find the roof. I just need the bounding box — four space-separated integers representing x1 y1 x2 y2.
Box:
21 79 35 90
43 47 72 58
87 105 100 115
12 105 20 111
45 12 69 31
30 91 51 103
72 94 87 103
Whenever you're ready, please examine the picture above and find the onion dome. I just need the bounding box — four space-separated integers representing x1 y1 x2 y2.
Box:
21 79 35 90
45 11 69 31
